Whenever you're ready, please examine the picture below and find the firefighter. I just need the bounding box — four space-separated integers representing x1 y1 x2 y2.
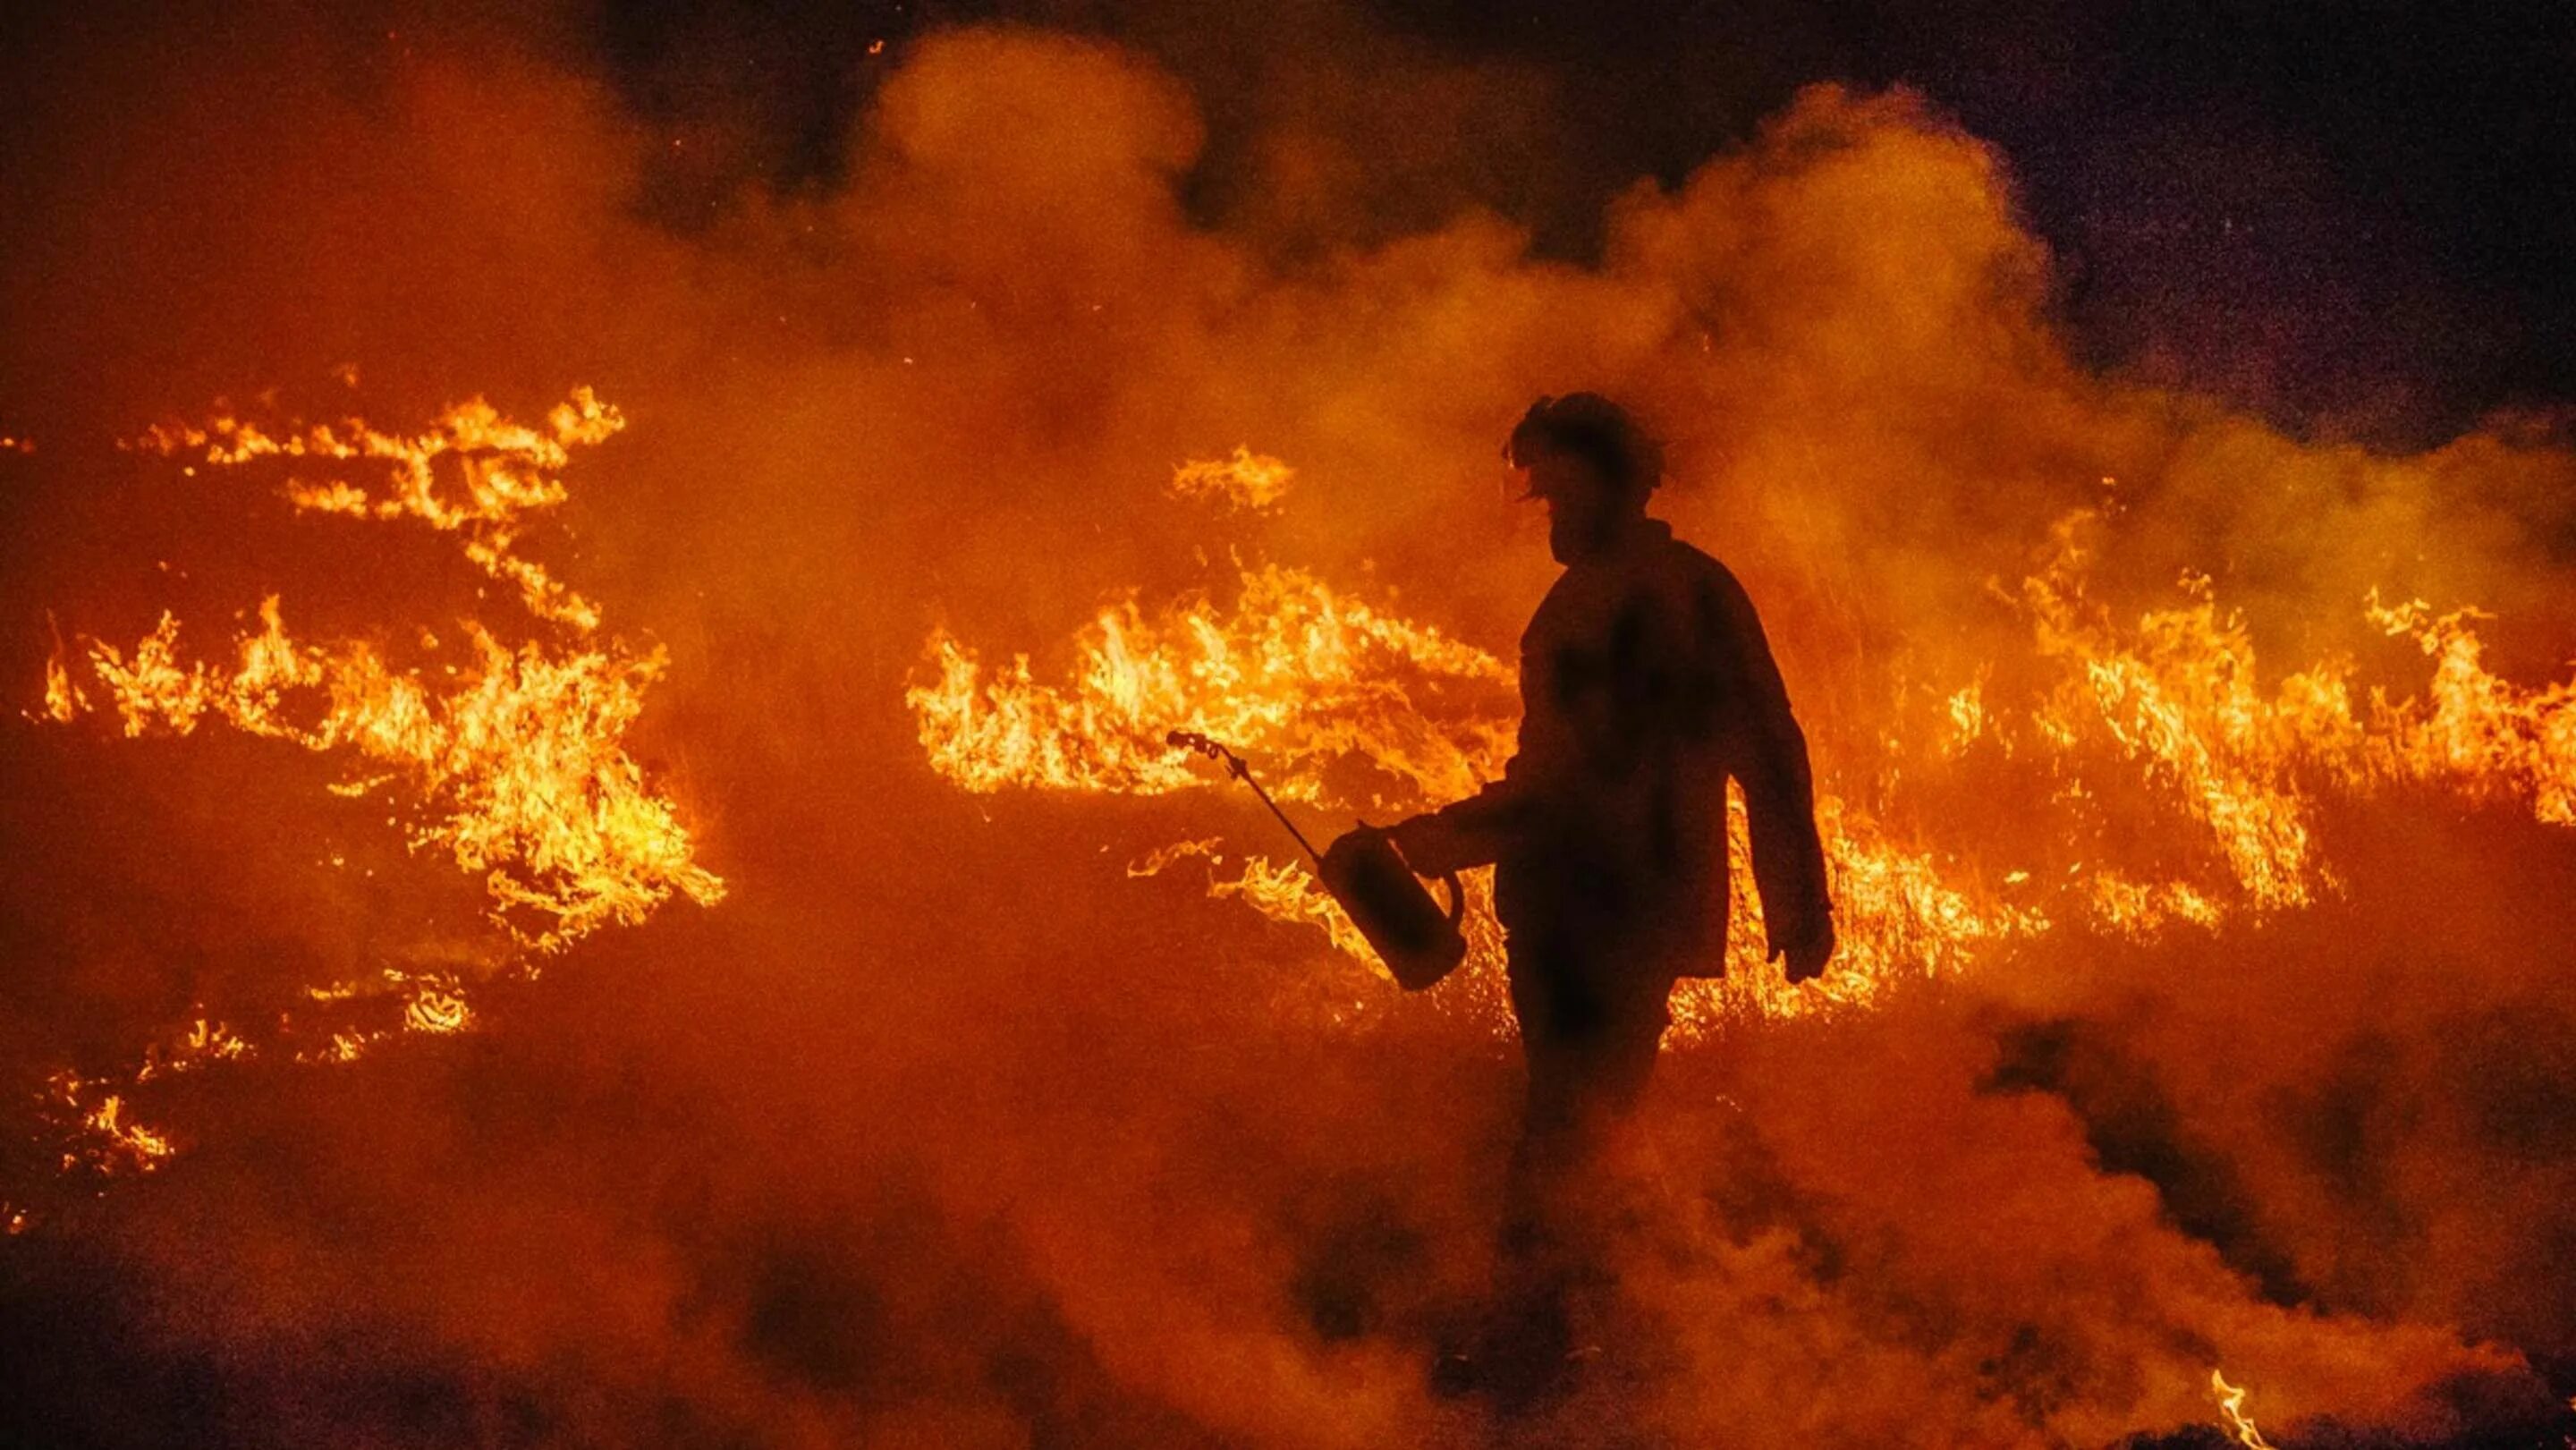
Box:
1380 393 1835 1399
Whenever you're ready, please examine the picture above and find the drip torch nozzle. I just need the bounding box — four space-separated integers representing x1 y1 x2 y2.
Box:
1165 729 1320 864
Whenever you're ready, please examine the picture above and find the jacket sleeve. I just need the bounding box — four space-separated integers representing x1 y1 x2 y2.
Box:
1397 615 1573 874
1705 570 1833 953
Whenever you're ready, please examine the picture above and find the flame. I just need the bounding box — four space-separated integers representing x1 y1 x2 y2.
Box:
909 563 1516 807
50 1080 177 1176
135 1018 255 1082
28 389 719 1199
908 484 2576 1030
2366 595 2576 823
1943 680 1986 744
1213 853 1376 962
2016 514 2576 912
1709 796 2043 1018
404 982 472 1034
63 392 720 953
41 649 82 724
2021 545 2325 912
1125 837 1223 878
133 387 624 631
2210 1369 2277 1449
64 598 721 950
1168 445 1294 511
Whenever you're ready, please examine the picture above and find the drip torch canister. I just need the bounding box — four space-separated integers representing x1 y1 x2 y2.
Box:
1166 731 1468 992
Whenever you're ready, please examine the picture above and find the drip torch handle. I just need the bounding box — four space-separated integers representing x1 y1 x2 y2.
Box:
1165 730 1323 865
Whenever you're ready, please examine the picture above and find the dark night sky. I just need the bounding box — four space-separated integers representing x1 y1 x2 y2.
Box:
589 0 2576 448
0 1 2568 445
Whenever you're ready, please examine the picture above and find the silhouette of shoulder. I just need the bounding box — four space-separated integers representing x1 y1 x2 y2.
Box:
1662 531 1741 594
1642 530 1759 645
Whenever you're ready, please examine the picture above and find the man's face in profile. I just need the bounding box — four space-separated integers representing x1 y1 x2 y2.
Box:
1527 447 1626 564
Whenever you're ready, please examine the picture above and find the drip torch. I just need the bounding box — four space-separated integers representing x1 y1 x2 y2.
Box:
1166 730 1467 991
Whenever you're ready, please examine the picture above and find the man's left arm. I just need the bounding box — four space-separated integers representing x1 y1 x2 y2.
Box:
1706 570 1835 980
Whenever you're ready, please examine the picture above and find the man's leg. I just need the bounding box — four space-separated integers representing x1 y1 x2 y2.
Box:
1486 942 1674 1403
1507 950 1672 1220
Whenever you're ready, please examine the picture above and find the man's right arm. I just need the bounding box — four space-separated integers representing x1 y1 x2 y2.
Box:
1388 623 1566 875
1390 740 1543 874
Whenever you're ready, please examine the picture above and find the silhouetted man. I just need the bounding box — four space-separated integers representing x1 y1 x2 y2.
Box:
1384 394 1835 1394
